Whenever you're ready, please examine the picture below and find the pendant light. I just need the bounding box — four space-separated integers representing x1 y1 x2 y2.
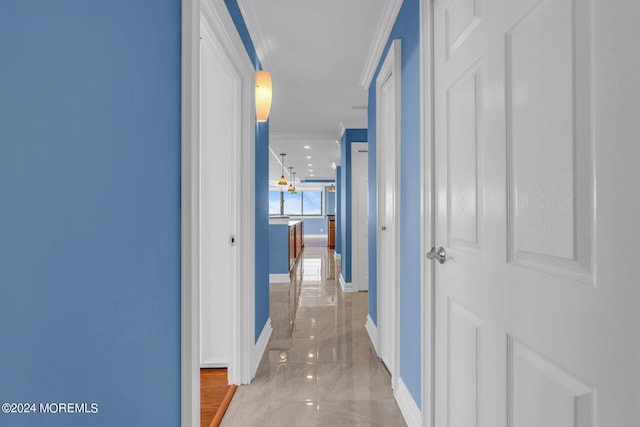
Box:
328 184 336 193
278 153 287 185
288 167 295 192
291 172 297 194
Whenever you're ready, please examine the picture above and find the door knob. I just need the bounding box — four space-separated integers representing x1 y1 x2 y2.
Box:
381 226 387 231
427 246 446 264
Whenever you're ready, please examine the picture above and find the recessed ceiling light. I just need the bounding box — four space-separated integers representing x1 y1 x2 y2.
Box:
309 170 314 172
306 156 311 159
310 174 314 177
304 145 310 149
307 164 312 167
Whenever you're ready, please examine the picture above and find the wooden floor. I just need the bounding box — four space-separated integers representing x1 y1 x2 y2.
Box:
200 368 235 427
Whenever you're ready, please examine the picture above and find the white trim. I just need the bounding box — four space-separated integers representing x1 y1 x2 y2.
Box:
365 315 378 353
252 318 272 374
420 1 436 426
360 0 405 89
181 1 199 425
395 378 422 427
334 252 341 260
235 0 273 71
376 39 402 390
269 273 291 284
339 273 353 293
304 234 326 239
338 122 346 139
200 359 228 368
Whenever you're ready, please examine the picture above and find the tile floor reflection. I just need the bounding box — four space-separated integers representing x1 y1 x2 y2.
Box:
221 243 407 426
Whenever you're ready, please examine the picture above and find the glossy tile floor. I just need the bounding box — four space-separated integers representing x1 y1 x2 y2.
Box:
221 242 406 426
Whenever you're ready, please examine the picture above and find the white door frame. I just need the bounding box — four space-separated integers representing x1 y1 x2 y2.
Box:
182 0 256 425
420 1 435 426
376 39 402 389
351 142 369 292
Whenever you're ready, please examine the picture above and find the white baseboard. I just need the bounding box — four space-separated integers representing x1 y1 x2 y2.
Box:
252 318 272 377
200 359 227 368
334 252 341 260
365 315 378 353
304 234 326 239
395 378 422 427
339 273 353 292
269 273 290 283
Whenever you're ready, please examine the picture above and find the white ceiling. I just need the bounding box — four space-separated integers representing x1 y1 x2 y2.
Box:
237 0 388 184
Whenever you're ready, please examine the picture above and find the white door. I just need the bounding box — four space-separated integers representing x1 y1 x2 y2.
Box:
376 40 401 384
351 143 369 292
432 0 637 425
199 24 238 368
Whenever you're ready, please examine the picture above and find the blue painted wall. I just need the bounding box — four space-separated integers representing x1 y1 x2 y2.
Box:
367 0 422 408
268 224 290 274
224 0 270 342
339 129 368 284
254 122 270 340
303 218 327 235
335 166 342 255
0 2 181 426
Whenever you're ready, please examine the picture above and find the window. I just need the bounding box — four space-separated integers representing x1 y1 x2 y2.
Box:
302 191 321 215
269 189 323 216
269 191 281 215
283 191 302 215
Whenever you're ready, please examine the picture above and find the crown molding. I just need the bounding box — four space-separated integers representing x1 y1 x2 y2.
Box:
337 121 369 141
338 123 346 139
236 0 274 71
359 0 404 90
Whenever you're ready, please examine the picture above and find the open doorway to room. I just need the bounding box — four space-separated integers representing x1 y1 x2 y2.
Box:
182 1 256 425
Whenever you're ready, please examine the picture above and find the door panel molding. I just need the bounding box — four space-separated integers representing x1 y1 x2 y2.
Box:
505 0 594 285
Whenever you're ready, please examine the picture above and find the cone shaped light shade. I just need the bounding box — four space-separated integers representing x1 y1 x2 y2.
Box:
278 153 287 185
328 185 336 193
256 71 272 122
287 167 295 192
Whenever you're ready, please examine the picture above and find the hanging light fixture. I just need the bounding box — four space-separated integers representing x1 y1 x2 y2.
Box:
328 184 336 193
256 70 272 122
288 167 295 192
278 153 287 185
291 172 297 194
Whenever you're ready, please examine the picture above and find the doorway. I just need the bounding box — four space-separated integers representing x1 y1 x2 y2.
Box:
182 1 256 425
351 142 369 292
376 39 401 387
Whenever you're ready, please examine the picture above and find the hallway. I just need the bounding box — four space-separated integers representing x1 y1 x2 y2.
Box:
221 241 407 426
